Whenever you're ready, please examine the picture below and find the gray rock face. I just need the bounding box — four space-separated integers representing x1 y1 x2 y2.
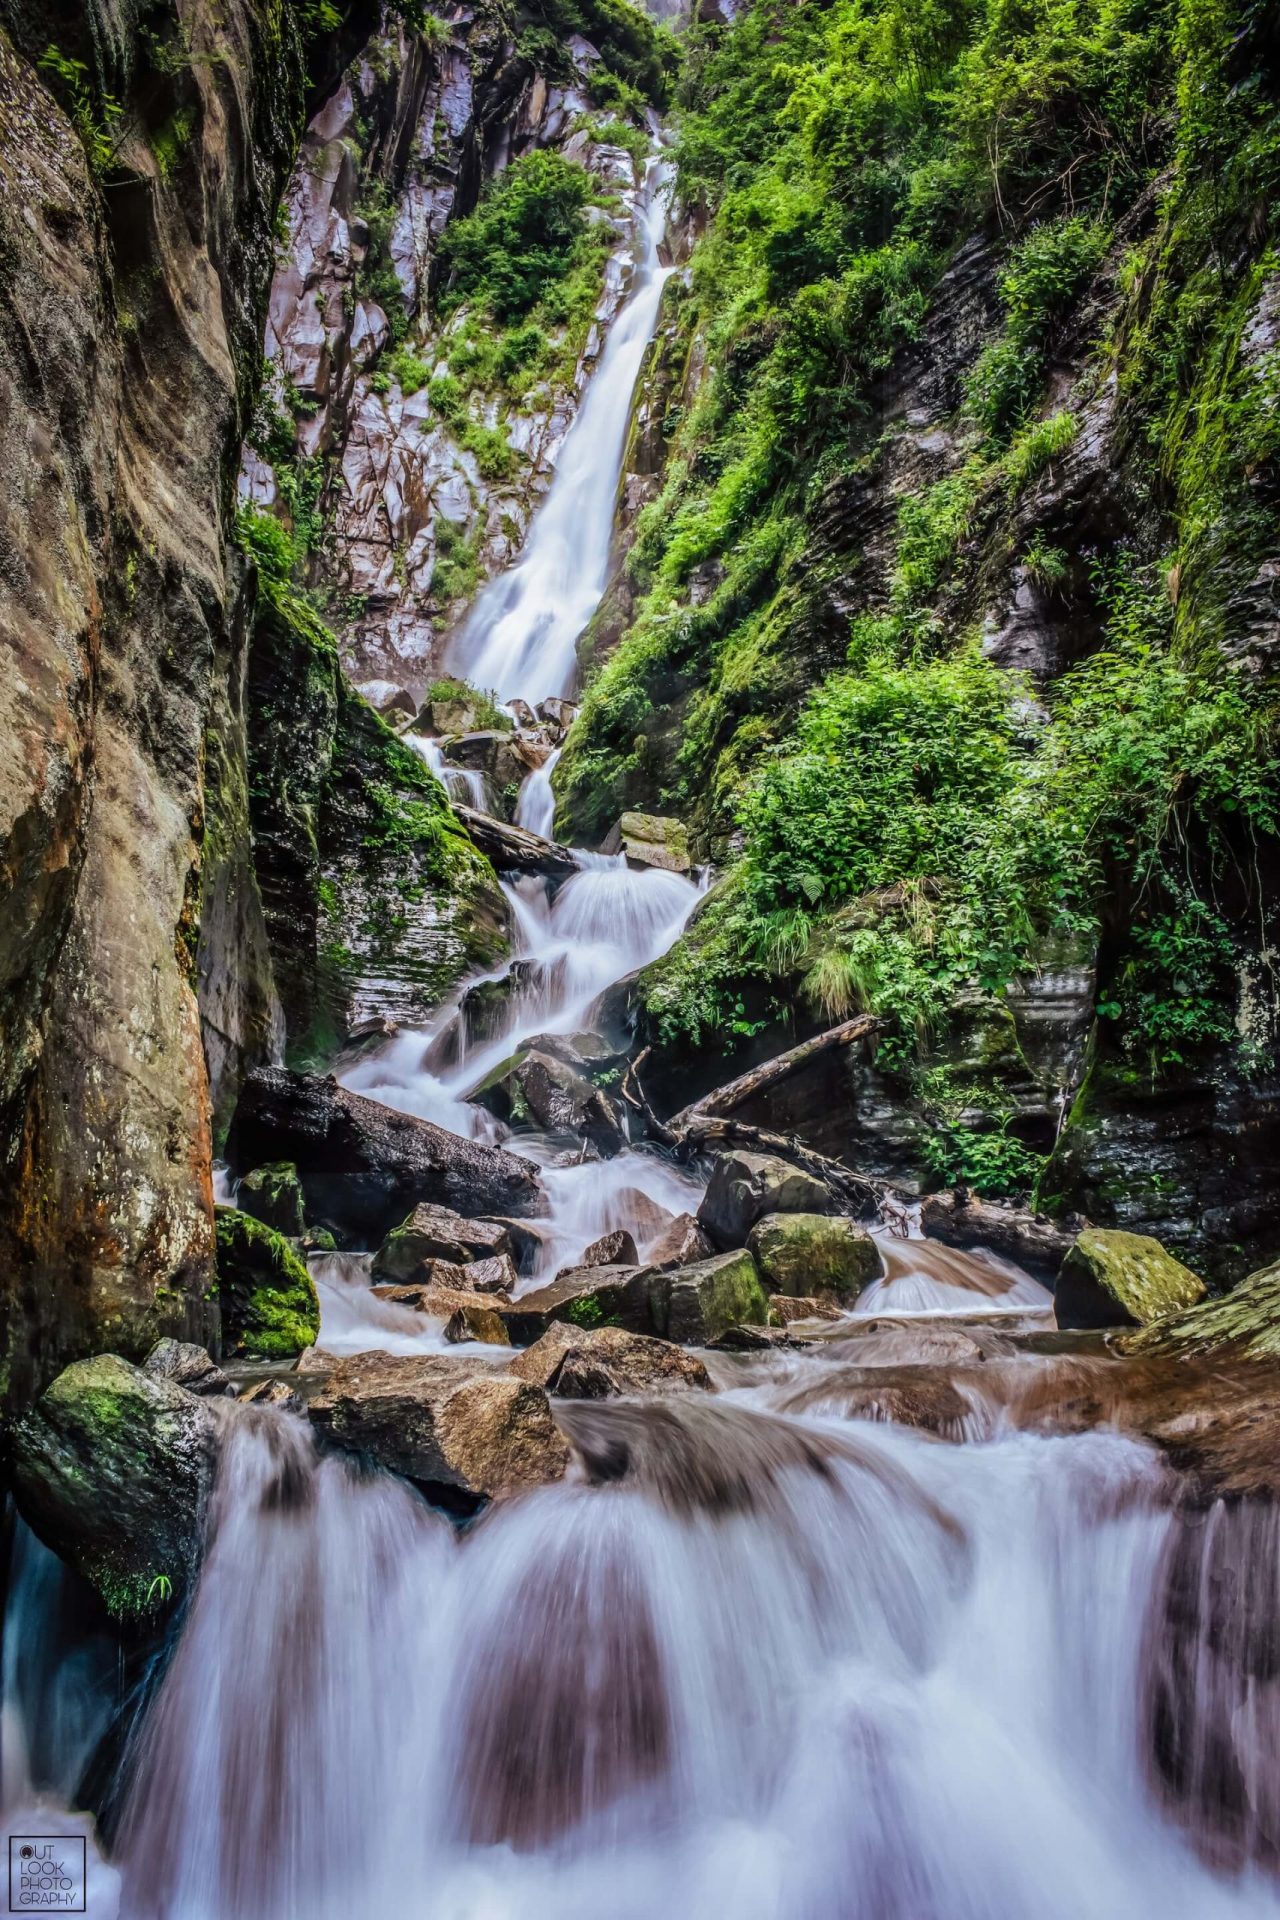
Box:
577 1228 640 1270
308 1351 569 1506
143 1340 235 1400
476 1047 628 1154
12 1356 222 1623
697 1151 831 1249
229 1067 544 1242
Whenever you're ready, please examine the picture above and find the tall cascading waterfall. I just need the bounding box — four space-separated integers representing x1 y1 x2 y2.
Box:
9 111 1280 1920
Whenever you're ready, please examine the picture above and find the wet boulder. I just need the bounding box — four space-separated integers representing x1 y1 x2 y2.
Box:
495 1265 659 1344
473 1047 627 1155
1054 1228 1206 1331
697 1150 830 1249
240 1378 304 1413
511 1324 713 1398
537 695 577 741
228 1068 544 1241
652 1249 769 1346
768 1294 843 1326
463 1253 520 1294
648 1211 715 1270
143 1339 235 1398
1120 1256 1280 1363
371 1203 514 1280
602 810 692 875
237 1160 306 1237
11 1355 221 1623
308 1352 569 1508
371 1282 505 1319
445 731 542 812
576 1228 639 1269
216 1208 321 1359
747 1212 882 1301
444 1303 512 1346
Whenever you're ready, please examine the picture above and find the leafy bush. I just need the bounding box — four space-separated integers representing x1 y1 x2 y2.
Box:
438 151 597 323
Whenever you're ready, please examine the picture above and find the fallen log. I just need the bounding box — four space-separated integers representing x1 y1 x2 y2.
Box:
454 806 579 881
667 1012 882 1130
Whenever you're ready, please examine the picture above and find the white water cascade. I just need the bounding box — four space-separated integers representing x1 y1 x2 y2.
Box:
446 156 676 705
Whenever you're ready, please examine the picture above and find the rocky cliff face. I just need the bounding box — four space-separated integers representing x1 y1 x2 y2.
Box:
241 11 663 692
0 0 328 1408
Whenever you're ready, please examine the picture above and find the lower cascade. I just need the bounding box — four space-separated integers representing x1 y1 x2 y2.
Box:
3 0 1280 1917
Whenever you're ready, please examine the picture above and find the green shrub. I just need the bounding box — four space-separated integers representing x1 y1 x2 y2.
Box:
438 151 597 323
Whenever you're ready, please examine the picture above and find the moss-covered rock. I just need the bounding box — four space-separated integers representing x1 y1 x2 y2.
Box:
652 1249 769 1345
698 1150 831 1249
238 1160 306 1237
1120 1257 1280 1362
601 810 692 874
215 1208 320 1358
1054 1227 1206 1332
747 1213 882 1301
11 1355 219 1624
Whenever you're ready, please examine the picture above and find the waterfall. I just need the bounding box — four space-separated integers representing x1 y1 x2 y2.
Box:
96 1407 1280 1920
516 745 562 838
446 157 676 706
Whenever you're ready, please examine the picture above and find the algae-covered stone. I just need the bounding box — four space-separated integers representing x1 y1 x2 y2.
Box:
216 1208 320 1358
747 1213 882 1301
698 1150 830 1248
602 810 692 874
1054 1227 1206 1332
238 1160 306 1237
652 1249 769 1345
11 1355 219 1624
1120 1257 1280 1362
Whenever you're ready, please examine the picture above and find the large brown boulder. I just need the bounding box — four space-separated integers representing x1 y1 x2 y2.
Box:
11 1355 222 1623
473 1047 627 1154
308 1351 568 1506
697 1150 830 1249
494 1265 658 1344
510 1324 713 1398
1054 1228 1206 1331
370 1203 514 1278
651 1249 769 1345
747 1212 881 1301
648 1212 714 1269
228 1067 543 1242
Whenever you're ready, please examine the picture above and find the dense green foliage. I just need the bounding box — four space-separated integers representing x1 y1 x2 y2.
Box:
557 0 1279 1192
439 151 598 324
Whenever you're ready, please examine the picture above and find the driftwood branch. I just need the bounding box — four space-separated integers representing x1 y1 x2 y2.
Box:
668 1012 881 1130
621 1033 910 1227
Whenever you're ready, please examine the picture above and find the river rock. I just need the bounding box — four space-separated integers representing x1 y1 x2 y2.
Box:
308 1352 568 1506
371 1282 501 1318
445 731 542 811
1054 1228 1206 1331
216 1209 320 1359
537 696 577 740
921 1188 1082 1280
768 1293 844 1326
462 1254 521 1295
474 1047 628 1154
453 806 580 880
697 1150 831 1248
777 1365 972 1436
1119 1256 1280 1362
237 1160 307 1237
602 810 692 874
495 1265 659 1344
747 1212 882 1300
371 1203 514 1279
652 1249 769 1345
143 1339 235 1398
577 1228 639 1269
11 1355 221 1623
510 1324 713 1397
228 1067 544 1241
648 1211 715 1269
444 1303 512 1346
240 1378 305 1413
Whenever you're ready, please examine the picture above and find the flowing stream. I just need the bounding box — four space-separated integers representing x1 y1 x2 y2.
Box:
5 122 1280 1920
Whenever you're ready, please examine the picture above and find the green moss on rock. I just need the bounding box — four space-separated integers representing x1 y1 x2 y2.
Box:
1120 1258 1280 1362
215 1207 319 1358
747 1212 882 1301
1054 1228 1206 1332
652 1249 769 1345
238 1159 305 1236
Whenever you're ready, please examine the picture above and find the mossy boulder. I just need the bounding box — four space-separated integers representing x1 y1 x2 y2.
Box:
747 1213 882 1301
698 1150 831 1249
11 1355 219 1624
238 1160 306 1237
215 1208 320 1358
1120 1257 1280 1362
602 810 692 874
1054 1228 1206 1332
652 1249 769 1345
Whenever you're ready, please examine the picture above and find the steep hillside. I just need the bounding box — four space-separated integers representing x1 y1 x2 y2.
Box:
557 0 1280 1275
